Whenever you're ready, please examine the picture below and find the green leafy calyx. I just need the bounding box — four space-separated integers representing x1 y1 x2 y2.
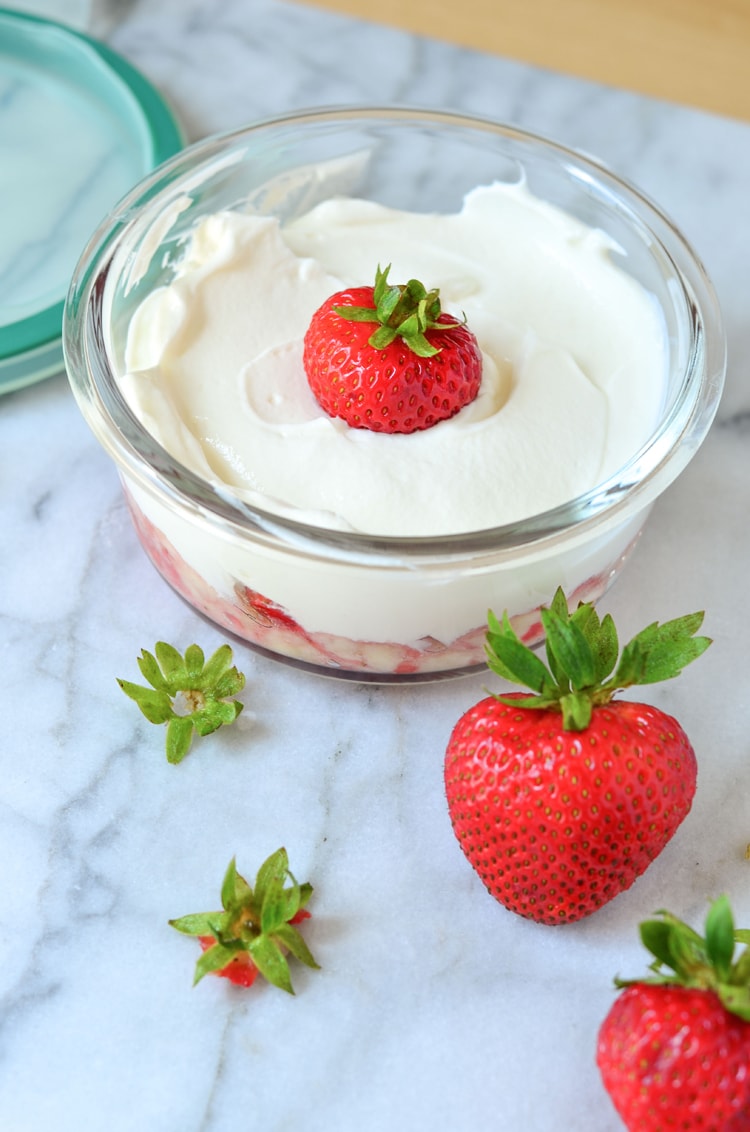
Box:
486 586 711 731
615 895 750 1022
169 848 319 993
334 264 461 358
117 642 245 763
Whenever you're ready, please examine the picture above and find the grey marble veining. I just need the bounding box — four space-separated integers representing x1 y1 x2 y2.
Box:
1 2 750 1130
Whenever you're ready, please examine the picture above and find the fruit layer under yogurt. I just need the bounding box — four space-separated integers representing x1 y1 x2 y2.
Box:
116 182 666 676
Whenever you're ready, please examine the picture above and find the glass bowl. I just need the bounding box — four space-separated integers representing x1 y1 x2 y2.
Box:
63 106 726 681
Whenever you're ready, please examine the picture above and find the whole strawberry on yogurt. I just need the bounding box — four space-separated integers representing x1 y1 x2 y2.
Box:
444 588 710 925
303 264 482 433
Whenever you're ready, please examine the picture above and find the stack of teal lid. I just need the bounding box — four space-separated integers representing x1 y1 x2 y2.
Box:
0 7 183 393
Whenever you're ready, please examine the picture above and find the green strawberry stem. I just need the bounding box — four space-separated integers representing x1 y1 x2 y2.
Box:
333 264 461 358
486 586 711 731
170 849 319 992
614 896 750 1022
117 641 245 763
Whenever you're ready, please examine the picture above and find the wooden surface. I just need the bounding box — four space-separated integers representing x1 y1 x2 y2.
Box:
298 0 750 120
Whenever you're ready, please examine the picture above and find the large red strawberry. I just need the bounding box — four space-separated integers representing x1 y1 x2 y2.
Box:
169 848 319 993
443 588 710 925
597 895 750 1130
303 264 482 433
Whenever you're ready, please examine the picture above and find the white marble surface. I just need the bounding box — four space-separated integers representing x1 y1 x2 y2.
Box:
2 2 750 1130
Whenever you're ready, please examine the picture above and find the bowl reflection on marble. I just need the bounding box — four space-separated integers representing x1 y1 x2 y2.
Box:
63 107 725 681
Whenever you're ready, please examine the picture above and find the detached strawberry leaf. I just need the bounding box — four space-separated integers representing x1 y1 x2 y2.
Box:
169 911 224 936
261 877 301 935
249 935 293 994
184 643 205 681
254 847 289 907
194 941 240 985
136 649 170 692
274 923 320 970
221 857 253 911
166 716 194 764
117 679 174 724
214 669 246 699
117 641 246 761
193 701 238 736
154 641 188 683
170 849 318 994
200 644 236 688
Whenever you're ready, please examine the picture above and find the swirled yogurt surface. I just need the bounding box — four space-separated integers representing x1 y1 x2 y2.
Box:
120 183 665 537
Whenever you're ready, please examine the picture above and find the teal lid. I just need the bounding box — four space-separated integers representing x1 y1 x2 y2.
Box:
0 7 184 393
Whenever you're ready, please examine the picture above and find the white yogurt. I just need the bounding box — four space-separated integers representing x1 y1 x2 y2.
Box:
120 183 666 538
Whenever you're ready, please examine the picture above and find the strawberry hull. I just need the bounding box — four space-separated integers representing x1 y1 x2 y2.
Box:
124 482 642 679
196 909 311 988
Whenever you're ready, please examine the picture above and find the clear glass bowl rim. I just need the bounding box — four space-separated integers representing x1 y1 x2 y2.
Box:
63 104 727 564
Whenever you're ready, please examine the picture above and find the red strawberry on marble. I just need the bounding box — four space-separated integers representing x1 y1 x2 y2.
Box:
597 896 750 1130
444 588 710 925
170 849 319 993
303 264 482 433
